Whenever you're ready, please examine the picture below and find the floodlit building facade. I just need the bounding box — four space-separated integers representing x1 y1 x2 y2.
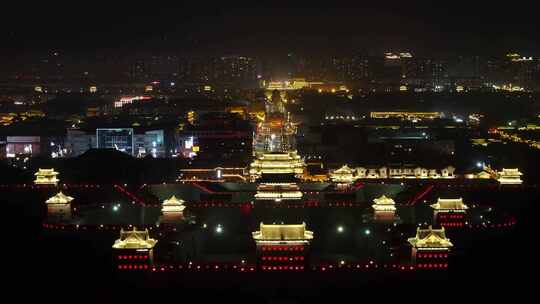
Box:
253 222 313 271
408 226 453 265
497 168 523 185
255 183 303 201
112 228 158 266
372 195 397 221
161 195 186 213
34 168 59 185
329 165 356 187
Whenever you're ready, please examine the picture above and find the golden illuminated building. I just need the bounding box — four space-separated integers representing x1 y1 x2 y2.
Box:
355 165 454 179
187 110 195 124
250 90 305 205
372 195 397 221
329 165 355 184
112 228 157 250
497 168 523 185
161 195 186 213
408 226 453 264
265 78 315 91
1 113 16 126
329 165 356 190
253 222 313 271
45 191 73 220
253 222 314 245
46 192 74 205
370 111 441 120
251 90 305 178
34 168 59 185
430 198 468 213
372 195 397 212
255 183 303 201
253 90 297 156
113 228 157 266
249 151 305 179
492 84 525 92
408 226 453 249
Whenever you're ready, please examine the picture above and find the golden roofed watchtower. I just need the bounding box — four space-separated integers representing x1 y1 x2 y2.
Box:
329 165 355 185
34 168 59 185
46 191 74 205
497 168 523 185
372 194 397 221
430 198 469 213
408 226 453 264
252 222 314 271
112 227 158 267
112 228 158 250
253 222 314 244
161 195 186 213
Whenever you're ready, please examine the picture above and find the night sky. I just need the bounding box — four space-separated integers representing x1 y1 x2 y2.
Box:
2 2 540 55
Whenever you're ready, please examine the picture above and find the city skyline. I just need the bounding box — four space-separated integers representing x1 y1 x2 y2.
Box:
3 2 540 300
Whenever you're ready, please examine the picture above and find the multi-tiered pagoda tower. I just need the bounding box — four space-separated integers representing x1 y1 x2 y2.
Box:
250 90 306 200
250 90 305 179
253 90 297 157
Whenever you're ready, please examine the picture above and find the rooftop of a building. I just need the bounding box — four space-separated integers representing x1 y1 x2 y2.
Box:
373 195 396 205
162 195 185 206
408 226 453 249
46 191 74 205
252 222 314 241
112 228 158 250
331 165 354 174
431 198 469 210
35 168 59 176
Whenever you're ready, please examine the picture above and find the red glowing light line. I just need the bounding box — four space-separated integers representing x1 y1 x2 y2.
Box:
408 184 434 206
